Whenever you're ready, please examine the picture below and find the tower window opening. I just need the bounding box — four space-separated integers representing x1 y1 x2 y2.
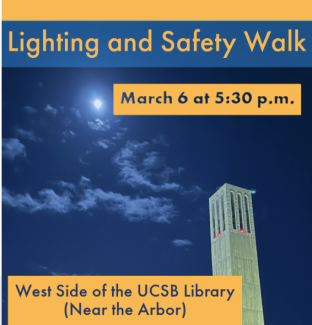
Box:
230 191 236 229
221 193 226 232
211 202 216 238
245 196 251 233
238 194 244 231
216 198 221 235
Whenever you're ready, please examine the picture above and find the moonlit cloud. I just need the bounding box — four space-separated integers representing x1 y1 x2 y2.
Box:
53 180 76 191
50 271 69 276
152 135 169 147
24 105 37 114
77 188 177 223
142 151 163 169
2 176 178 223
172 239 194 247
63 117 72 127
113 141 181 192
2 138 27 160
44 104 58 115
79 176 91 186
38 266 72 276
78 149 92 165
16 128 42 142
37 265 96 276
157 167 184 183
79 157 89 165
93 139 115 149
70 107 81 119
182 185 208 201
3 116 206 223
63 130 76 138
112 132 123 140
88 118 110 131
2 187 72 214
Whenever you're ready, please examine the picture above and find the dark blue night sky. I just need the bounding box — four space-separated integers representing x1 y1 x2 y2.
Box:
2 68 312 324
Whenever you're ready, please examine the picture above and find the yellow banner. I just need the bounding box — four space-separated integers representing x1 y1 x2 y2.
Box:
2 0 312 21
9 276 241 325
114 84 301 115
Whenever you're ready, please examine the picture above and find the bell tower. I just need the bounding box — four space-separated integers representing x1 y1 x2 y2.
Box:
209 183 264 325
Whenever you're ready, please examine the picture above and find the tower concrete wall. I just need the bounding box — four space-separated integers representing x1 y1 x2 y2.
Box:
209 183 264 325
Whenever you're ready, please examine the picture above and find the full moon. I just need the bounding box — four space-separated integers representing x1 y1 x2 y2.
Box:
93 99 102 109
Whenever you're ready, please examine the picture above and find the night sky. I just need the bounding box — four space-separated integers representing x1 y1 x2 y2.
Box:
2 68 312 324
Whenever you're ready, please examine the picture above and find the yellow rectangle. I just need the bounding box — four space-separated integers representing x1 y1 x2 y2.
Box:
114 84 301 115
2 0 312 20
9 276 241 325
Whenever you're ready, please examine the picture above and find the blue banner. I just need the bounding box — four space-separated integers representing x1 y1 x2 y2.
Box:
2 21 312 67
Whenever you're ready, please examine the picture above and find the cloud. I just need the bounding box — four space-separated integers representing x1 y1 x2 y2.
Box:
77 188 177 223
44 104 58 115
70 107 81 119
2 187 72 214
111 127 128 141
63 117 72 127
79 157 89 165
53 180 76 191
152 135 169 147
16 128 42 142
115 119 121 123
2 138 27 160
50 271 70 276
182 185 208 201
88 118 110 131
78 149 92 165
93 139 115 149
37 265 95 276
79 176 91 186
3 177 178 223
142 152 163 170
38 266 73 276
24 105 37 114
172 239 194 247
113 141 181 192
157 167 184 183
112 132 123 140
63 130 76 138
